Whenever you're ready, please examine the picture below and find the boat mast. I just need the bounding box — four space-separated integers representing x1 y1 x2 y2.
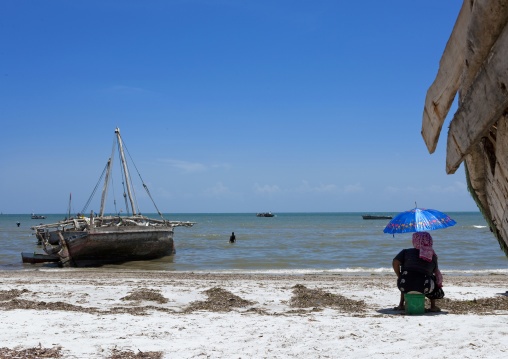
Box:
68 193 72 219
115 127 137 215
99 159 111 217
99 134 117 217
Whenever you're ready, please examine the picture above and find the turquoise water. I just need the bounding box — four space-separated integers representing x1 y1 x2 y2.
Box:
1 212 507 274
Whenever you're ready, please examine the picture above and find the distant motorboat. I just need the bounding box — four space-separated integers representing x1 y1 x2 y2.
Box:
257 212 275 217
31 213 46 219
361 215 392 220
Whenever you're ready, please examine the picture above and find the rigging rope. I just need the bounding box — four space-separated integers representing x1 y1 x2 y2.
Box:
122 139 164 219
81 161 109 215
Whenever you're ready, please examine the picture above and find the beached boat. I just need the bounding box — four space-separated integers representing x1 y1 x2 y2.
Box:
31 213 46 219
256 212 275 217
30 127 194 266
422 1 508 257
361 215 393 220
21 252 59 264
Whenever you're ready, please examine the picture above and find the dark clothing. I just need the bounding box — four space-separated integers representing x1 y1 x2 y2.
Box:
229 233 236 243
394 248 444 300
397 270 444 299
394 248 437 276
397 271 444 299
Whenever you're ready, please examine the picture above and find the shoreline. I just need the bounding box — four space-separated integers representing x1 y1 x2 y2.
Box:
1 271 507 358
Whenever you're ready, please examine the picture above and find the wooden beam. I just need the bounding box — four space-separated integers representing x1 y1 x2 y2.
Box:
446 23 508 174
461 0 508 92
421 1 471 154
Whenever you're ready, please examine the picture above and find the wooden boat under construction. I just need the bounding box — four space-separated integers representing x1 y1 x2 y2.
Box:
422 0 508 257
30 127 194 266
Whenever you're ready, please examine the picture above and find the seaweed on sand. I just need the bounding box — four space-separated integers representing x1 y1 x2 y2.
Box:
440 295 508 314
108 348 163 359
0 288 29 301
120 288 169 304
289 284 366 312
185 287 255 312
0 344 62 358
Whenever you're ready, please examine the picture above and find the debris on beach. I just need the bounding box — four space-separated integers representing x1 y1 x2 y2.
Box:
185 287 255 312
108 348 163 359
441 295 508 314
289 284 366 312
0 288 29 301
120 288 169 304
0 298 96 313
0 344 62 358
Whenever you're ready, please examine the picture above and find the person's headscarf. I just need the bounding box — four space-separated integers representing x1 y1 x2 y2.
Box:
412 231 443 287
412 231 435 261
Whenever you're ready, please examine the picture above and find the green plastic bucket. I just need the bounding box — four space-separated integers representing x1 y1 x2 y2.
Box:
404 293 425 315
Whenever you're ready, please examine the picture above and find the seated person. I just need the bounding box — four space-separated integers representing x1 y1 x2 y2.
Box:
392 231 444 312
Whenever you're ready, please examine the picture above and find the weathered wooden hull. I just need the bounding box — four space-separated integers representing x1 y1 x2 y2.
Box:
36 230 61 245
422 0 508 256
61 227 175 266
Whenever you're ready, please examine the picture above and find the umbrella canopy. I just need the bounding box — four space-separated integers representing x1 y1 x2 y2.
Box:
383 208 456 234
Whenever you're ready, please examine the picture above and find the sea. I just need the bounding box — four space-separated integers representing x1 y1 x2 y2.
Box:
1 212 507 275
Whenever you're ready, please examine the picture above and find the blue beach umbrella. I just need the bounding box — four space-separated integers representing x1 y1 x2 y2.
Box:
383 208 456 234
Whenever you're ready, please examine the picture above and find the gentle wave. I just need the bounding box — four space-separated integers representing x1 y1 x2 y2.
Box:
159 267 508 276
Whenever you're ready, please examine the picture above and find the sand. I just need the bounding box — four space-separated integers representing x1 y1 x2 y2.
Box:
0 270 507 358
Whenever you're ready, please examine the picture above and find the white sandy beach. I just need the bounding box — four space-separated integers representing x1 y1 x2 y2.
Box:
0 270 507 358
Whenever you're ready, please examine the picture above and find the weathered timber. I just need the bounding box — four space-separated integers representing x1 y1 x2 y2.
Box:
446 22 508 174
460 0 508 93
421 0 471 154
423 0 508 256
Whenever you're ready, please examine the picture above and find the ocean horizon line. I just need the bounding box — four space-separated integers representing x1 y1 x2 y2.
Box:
1 210 482 216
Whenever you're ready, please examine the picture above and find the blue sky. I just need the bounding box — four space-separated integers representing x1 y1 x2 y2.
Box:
0 0 474 214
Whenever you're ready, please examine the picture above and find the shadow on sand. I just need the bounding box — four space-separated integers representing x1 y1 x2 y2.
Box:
376 307 448 316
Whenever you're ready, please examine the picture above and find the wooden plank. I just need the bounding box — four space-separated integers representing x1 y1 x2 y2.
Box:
421 1 471 154
461 0 508 91
445 22 508 174
21 252 59 264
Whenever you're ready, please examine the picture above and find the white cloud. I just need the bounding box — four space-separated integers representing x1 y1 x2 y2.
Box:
254 183 281 194
206 182 229 196
158 159 206 173
428 181 467 193
210 163 232 170
385 182 467 194
296 180 339 193
343 183 363 193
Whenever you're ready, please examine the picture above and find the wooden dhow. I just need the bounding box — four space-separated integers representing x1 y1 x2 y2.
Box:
422 0 508 256
31 127 194 266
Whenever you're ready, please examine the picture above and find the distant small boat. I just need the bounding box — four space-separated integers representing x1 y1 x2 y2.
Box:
257 212 275 217
31 213 46 219
362 215 392 220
